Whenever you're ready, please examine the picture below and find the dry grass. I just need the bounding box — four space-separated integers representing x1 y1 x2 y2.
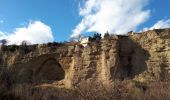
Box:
0 68 170 100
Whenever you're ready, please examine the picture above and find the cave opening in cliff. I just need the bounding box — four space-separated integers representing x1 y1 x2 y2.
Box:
34 58 65 83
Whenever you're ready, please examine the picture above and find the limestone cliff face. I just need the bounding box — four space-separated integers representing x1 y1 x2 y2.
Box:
130 29 170 81
0 28 170 88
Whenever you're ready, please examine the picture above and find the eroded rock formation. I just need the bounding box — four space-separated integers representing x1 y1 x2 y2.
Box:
0 28 170 88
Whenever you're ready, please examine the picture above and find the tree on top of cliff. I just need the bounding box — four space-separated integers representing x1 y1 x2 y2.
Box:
20 40 32 54
104 31 110 39
0 39 8 45
89 33 102 41
21 40 31 46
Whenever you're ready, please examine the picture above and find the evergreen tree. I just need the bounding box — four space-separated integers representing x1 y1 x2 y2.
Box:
92 33 101 41
104 31 110 39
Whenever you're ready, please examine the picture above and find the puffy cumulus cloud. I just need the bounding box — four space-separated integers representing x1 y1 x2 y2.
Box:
142 19 170 31
0 21 54 45
71 0 150 38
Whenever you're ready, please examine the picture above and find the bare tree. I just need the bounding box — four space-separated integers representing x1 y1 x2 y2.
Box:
0 39 8 45
20 40 31 54
21 40 31 46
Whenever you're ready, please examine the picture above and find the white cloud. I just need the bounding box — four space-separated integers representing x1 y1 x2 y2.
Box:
0 21 54 45
142 19 170 31
71 0 150 38
0 31 6 40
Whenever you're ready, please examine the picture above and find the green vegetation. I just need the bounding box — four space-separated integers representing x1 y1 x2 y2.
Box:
104 31 110 39
89 33 102 41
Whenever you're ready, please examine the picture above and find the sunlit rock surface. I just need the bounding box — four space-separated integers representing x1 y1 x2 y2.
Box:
0 28 170 88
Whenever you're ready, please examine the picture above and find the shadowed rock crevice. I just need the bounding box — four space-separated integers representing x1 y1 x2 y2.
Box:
115 36 150 79
33 58 65 83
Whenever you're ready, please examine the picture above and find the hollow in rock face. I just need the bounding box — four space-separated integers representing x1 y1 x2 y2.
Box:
35 58 65 82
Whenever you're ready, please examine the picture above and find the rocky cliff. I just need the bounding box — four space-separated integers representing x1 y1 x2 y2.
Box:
0 28 170 88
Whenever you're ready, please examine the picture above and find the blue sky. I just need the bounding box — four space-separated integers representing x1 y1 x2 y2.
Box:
0 0 81 42
138 0 170 29
0 0 170 44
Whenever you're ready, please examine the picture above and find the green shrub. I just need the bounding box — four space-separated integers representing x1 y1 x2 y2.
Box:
9 45 19 52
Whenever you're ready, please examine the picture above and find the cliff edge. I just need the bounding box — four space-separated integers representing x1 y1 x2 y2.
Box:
0 28 170 88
